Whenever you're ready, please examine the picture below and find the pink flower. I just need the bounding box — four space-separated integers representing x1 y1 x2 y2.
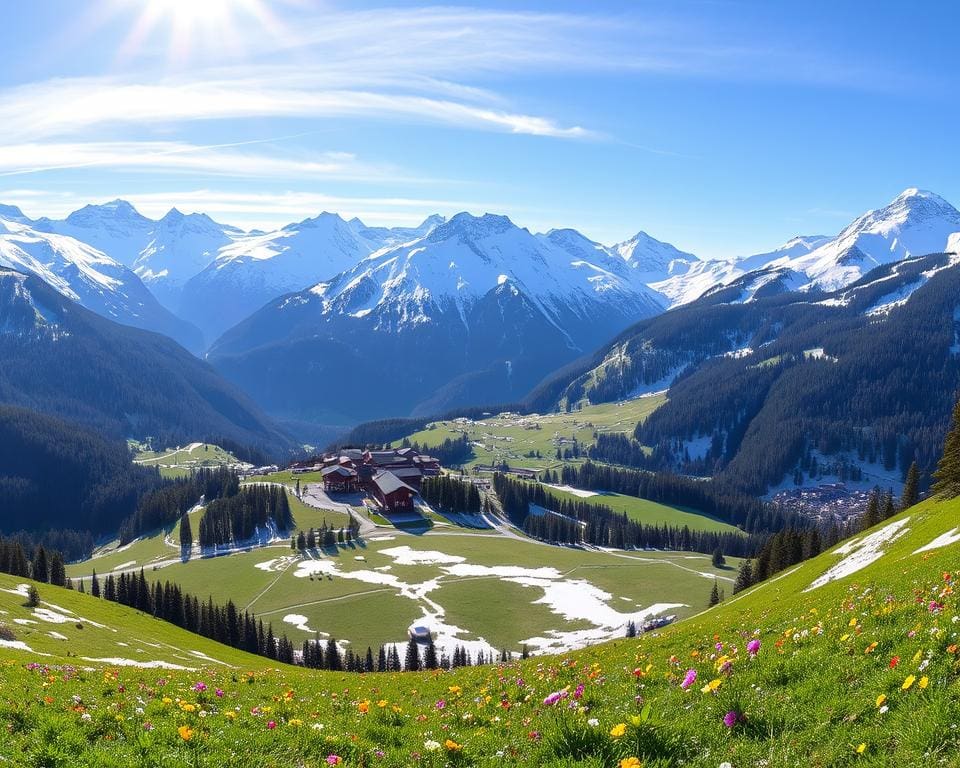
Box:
680 669 697 689
747 639 761 657
723 710 740 728
192 682 207 692
435 699 446 710
215 689 224 698
326 756 342 766
266 720 276 730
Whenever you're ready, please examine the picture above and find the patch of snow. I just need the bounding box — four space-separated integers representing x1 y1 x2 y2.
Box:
0 638 41 653
284 614 314 633
378 546 466 566
545 484 599 498
805 517 911 591
13 618 37 625
81 657 195 670
1 584 30 597
32 608 74 624
913 528 960 554
111 561 137 571
48 631 68 641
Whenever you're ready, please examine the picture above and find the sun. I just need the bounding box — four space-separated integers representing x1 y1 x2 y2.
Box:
110 0 284 64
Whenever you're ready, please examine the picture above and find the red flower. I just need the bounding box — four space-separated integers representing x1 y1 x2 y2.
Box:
889 656 899 668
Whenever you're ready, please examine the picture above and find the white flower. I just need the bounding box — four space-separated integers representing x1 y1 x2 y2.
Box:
424 740 441 751
80 713 91 722
587 718 599 727
720 762 734 768
311 723 325 731
879 705 889 714
134 707 144 716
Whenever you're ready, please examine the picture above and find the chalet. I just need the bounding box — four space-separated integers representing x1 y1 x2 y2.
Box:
389 465 424 490
413 455 441 475
370 470 417 512
321 465 358 493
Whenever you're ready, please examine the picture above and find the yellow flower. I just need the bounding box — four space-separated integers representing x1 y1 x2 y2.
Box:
701 678 723 694
848 617 858 627
839 633 850 642
180 703 196 713
856 743 866 754
875 694 887 708
224 711 236 720
610 723 627 738
902 675 916 691
912 650 922 663
918 676 929 690
444 739 463 752
178 725 194 742
620 758 642 768
448 685 462 695
288 719 303 727
357 700 370 714
161 697 173 706
377 699 388 708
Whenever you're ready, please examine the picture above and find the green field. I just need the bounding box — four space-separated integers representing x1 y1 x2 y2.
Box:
2 491 958 766
71 520 738 654
133 442 251 479
396 394 665 472
539 486 743 534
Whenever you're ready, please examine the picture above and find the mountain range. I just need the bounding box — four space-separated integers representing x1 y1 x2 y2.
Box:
2 187 960 431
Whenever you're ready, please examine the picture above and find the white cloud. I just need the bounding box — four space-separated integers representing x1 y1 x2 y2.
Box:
0 140 416 181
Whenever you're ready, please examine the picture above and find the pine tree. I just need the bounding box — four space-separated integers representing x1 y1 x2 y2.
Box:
31 546 49 583
933 398 960 498
179 512 193 555
709 580 720 606
26 584 40 608
404 639 421 671
901 461 920 509
711 547 725 568
424 639 438 670
733 560 753 594
860 490 881 531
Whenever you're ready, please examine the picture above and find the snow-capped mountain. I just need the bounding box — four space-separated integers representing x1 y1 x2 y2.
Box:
613 230 699 283
208 212 665 423
347 214 446 248
0 213 202 352
650 235 830 306
37 200 241 313
179 212 384 343
782 188 960 291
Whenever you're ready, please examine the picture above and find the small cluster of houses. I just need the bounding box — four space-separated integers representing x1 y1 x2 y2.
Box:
294 448 441 512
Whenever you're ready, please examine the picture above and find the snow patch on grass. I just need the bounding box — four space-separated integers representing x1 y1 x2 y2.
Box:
545 484 599 498
284 614 314 633
379 546 465 566
805 518 911 591
81 657 194 670
913 528 960 554
1 584 30 597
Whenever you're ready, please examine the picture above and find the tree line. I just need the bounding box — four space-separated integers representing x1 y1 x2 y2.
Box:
420 475 482 513
193 485 293 549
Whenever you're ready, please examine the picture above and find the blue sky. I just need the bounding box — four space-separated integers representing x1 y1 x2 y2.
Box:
0 0 956 258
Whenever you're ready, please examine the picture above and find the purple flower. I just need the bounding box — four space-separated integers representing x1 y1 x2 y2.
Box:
723 710 740 728
680 669 697 689
192 682 207 692
573 684 585 700
747 639 761 657
435 699 446 710
215 688 224 698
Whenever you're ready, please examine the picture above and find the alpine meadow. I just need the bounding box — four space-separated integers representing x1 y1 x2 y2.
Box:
1 2 959 767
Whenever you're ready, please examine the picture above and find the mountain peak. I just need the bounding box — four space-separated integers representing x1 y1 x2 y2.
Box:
0 203 27 221
430 212 516 241
66 199 149 226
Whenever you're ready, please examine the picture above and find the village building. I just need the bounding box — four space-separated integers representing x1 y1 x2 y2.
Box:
370 470 417 511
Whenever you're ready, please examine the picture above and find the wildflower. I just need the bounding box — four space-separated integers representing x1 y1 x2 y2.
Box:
610 723 627 738
902 675 916 691
680 669 697 690
875 694 887 708
266 720 276 730
573 683 585 699
178 725 194 742
377 699 388 708
289 719 303 727
215 689 224 698
448 686 462 695
856 743 866 754
620 758 642 768
424 740 441 751
436 699 447 710
192 682 207 693
444 739 463 752
587 718 600 727
723 711 741 728
701 678 723 694
326 756 342 766
918 676 929 689
889 656 900 668
747 639 761 657
358 700 370 714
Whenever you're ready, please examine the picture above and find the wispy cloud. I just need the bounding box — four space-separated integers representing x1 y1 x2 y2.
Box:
0 140 425 182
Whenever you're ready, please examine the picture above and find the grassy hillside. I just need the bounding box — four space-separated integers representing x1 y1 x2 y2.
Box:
133 442 251 479
397 396 664 472
3 495 958 766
